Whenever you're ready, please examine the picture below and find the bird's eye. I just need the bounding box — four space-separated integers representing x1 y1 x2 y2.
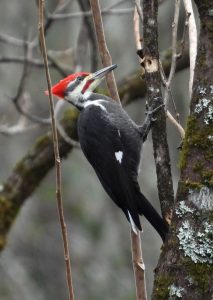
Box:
76 76 83 81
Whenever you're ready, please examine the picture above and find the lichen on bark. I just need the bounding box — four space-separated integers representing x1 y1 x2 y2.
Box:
152 0 213 298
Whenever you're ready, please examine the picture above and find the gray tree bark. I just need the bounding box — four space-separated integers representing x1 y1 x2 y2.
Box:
152 1 213 298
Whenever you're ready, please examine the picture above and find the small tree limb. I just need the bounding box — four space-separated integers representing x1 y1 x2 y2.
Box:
140 0 174 224
90 0 120 102
182 0 197 99
38 1 74 299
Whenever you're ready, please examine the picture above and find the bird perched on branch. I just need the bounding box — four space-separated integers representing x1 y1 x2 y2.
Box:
48 64 168 241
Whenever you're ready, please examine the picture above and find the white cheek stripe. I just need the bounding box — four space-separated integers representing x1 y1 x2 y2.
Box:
127 211 138 235
115 151 123 164
84 100 107 112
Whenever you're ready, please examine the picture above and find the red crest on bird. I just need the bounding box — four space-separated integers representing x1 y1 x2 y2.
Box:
46 72 90 99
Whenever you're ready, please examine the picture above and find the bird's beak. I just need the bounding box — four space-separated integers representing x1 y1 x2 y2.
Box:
90 64 117 80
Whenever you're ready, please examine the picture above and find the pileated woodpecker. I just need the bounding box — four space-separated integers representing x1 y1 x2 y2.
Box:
49 64 168 241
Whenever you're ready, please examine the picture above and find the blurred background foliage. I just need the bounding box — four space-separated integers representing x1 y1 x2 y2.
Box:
0 0 194 299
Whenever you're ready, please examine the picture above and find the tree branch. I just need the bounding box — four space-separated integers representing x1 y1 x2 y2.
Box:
163 0 180 109
182 0 197 99
140 0 174 224
38 1 74 299
90 0 120 102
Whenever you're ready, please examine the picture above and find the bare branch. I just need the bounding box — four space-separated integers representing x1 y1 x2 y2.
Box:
131 230 147 300
0 55 47 67
50 8 134 20
134 0 143 23
90 0 120 102
38 1 75 299
133 6 141 52
54 101 81 148
131 6 148 300
166 111 185 139
163 0 180 109
159 60 185 138
182 0 197 99
0 117 38 135
141 0 174 224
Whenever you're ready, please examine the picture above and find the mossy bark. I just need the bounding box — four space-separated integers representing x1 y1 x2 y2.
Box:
152 1 213 299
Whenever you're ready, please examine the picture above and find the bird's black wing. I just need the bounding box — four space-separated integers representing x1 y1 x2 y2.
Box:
78 103 169 240
78 105 144 230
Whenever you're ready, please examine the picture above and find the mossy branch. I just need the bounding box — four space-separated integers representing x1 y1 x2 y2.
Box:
0 108 79 250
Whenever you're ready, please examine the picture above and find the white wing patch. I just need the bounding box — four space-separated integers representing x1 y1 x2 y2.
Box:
115 151 123 164
84 100 107 112
117 129 121 137
127 211 138 235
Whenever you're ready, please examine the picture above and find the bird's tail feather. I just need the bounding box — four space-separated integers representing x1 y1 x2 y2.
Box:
137 191 168 241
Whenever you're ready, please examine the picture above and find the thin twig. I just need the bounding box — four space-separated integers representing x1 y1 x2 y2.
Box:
131 229 147 300
182 0 197 99
177 12 190 59
134 0 143 23
90 0 120 102
50 8 134 20
164 0 180 109
0 117 38 136
166 111 185 138
131 5 148 300
133 6 141 52
38 1 75 300
159 60 185 138
0 56 48 66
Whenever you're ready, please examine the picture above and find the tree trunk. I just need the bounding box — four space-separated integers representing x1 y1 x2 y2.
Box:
152 1 213 299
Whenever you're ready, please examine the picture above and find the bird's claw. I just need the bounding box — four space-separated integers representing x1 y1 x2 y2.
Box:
145 103 165 122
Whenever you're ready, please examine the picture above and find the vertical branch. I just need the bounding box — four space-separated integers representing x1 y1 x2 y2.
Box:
38 1 75 300
182 0 197 99
140 0 174 224
163 0 180 109
131 230 147 300
90 1 146 299
90 0 120 102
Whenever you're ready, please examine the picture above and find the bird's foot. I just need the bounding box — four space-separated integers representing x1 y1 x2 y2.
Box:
145 102 164 122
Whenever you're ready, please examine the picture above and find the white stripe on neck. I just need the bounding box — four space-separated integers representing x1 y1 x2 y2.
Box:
83 99 107 112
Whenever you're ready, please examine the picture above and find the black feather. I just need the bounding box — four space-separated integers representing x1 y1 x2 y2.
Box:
78 94 168 241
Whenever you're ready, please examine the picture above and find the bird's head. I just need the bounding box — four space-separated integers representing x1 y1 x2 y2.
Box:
48 64 117 109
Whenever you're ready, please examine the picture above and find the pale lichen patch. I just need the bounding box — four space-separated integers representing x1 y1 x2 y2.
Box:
194 96 213 125
207 135 213 142
189 187 213 211
177 220 213 263
168 284 184 299
194 98 210 114
198 86 207 96
176 201 195 218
